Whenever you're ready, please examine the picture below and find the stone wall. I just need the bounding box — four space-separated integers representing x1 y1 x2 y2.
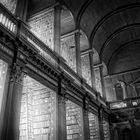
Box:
61 35 76 72
0 0 17 14
28 9 54 50
19 76 56 140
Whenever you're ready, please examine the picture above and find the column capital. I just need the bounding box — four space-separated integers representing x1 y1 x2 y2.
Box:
84 95 90 111
10 63 26 83
54 3 63 10
58 94 67 105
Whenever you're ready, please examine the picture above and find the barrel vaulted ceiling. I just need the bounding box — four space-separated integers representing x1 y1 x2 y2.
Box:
28 0 140 75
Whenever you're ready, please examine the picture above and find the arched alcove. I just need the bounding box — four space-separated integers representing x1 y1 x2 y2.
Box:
80 30 90 52
61 6 75 35
92 48 100 65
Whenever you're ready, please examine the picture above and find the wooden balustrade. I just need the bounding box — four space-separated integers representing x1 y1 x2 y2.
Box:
109 97 140 109
0 4 17 35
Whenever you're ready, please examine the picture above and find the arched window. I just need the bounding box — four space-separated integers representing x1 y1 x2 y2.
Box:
115 81 127 100
115 83 123 100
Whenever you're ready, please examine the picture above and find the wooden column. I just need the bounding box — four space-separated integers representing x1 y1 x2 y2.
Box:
56 74 67 140
2 63 25 140
54 4 61 55
75 31 82 76
15 0 28 21
98 108 104 140
83 97 90 140
57 94 67 140
0 62 10 139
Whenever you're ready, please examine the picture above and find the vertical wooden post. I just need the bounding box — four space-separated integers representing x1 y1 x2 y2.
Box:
56 74 67 140
2 63 24 140
57 94 67 140
83 97 90 140
98 108 105 140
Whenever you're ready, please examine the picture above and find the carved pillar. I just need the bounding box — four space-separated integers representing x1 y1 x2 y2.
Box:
0 61 10 139
83 97 90 140
98 108 104 140
111 124 119 140
2 63 25 140
89 51 95 88
54 4 62 55
15 0 28 21
56 74 67 140
57 94 67 140
75 31 82 76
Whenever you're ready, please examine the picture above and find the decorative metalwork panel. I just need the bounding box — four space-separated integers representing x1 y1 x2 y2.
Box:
0 59 8 114
103 119 110 140
0 0 17 14
88 112 99 140
28 9 54 50
81 54 92 86
61 35 76 72
19 76 56 140
66 100 83 140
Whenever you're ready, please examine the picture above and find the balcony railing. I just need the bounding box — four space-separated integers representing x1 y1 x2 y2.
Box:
0 4 17 36
109 97 140 110
0 3 106 105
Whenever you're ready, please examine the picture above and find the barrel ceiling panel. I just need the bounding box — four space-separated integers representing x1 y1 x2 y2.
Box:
108 42 140 74
28 0 140 75
103 25 140 68
61 0 86 20
80 0 140 59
